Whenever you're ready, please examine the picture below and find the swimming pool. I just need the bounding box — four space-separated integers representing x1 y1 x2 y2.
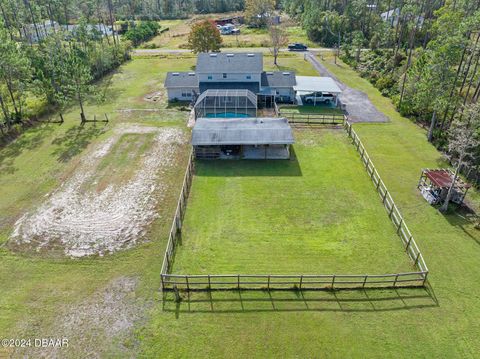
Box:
205 112 250 118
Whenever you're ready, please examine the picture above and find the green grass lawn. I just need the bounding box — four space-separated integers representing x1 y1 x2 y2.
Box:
144 13 313 49
173 129 412 275
137 54 480 358
1 50 480 358
0 56 193 357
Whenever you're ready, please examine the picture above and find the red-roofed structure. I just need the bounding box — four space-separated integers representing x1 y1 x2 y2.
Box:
417 169 470 205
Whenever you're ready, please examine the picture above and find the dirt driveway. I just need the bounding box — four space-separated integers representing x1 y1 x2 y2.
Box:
306 53 389 123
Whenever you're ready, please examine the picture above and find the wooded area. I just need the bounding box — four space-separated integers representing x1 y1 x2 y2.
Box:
283 0 480 181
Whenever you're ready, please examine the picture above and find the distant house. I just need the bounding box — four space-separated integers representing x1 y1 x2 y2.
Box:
381 8 424 28
23 21 114 43
65 24 114 37
164 52 296 103
23 21 60 43
215 16 244 26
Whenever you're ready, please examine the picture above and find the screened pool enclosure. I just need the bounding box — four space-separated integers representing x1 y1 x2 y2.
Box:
194 89 258 119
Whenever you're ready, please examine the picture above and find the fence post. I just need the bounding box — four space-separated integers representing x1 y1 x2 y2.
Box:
363 275 368 288
237 274 240 289
406 236 413 251
268 275 271 290
331 275 336 288
185 276 190 291
422 272 428 286
208 274 211 289
393 274 399 287
414 252 421 267
397 219 403 233
299 275 303 289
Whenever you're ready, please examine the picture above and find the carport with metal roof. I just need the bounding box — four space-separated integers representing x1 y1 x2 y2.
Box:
293 76 342 106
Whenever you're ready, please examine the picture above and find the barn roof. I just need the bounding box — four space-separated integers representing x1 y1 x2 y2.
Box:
424 169 471 189
196 52 263 73
192 117 295 146
164 72 198 88
261 71 296 88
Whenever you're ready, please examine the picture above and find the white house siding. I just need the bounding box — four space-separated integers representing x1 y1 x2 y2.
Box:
197 72 262 83
167 88 198 101
262 87 295 102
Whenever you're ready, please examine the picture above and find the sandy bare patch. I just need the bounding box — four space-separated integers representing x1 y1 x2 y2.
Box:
13 277 148 359
9 124 187 257
143 90 165 102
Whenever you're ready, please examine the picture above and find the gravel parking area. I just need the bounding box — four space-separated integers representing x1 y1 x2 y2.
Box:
306 53 389 123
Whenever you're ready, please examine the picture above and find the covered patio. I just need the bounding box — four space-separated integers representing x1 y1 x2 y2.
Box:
192 117 295 160
293 76 342 106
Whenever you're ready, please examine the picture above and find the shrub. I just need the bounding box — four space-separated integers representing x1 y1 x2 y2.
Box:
124 21 160 46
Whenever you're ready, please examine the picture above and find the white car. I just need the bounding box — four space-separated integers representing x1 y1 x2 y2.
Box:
304 92 334 104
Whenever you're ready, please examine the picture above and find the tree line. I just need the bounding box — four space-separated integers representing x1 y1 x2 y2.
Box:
0 0 131 132
284 0 480 187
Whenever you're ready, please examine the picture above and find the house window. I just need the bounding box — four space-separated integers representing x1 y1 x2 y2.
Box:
246 75 251 79
182 91 191 98
207 75 212 80
223 73 227 79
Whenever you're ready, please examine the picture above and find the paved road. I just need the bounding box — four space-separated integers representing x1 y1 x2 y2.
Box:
133 47 327 55
306 52 389 123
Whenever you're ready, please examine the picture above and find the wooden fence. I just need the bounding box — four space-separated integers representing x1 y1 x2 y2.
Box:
343 121 429 276
160 122 429 291
281 112 345 125
160 150 195 276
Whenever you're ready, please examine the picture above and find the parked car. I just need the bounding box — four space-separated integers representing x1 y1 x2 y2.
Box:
288 43 308 51
303 92 334 104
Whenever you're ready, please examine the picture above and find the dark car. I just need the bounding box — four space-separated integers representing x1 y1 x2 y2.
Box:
288 43 308 51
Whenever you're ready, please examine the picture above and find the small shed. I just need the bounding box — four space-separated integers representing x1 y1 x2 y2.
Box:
293 76 342 106
194 89 258 119
192 117 294 160
417 169 471 205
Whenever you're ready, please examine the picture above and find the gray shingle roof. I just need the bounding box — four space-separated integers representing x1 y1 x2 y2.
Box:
196 52 263 73
192 117 295 145
261 71 296 88
164 72 198 88
199 81 260 94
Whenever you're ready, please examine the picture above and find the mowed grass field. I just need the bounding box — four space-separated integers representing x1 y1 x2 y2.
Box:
144 13 314 49
173 129 413 275
0 49 479 358
138 53 480 358
0 55 194 357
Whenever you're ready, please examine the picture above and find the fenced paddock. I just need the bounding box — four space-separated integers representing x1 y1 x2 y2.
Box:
160 122 428 291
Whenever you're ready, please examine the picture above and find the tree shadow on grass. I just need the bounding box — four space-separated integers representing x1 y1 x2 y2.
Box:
51 123 107 163
162 285 438 315
0 124 56 175
195 148 303 177
443 203 480 246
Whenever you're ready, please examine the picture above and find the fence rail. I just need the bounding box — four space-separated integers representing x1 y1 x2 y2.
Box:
280 112 345 125
160 121 429 291
160 150 195 276
343 121 429 275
